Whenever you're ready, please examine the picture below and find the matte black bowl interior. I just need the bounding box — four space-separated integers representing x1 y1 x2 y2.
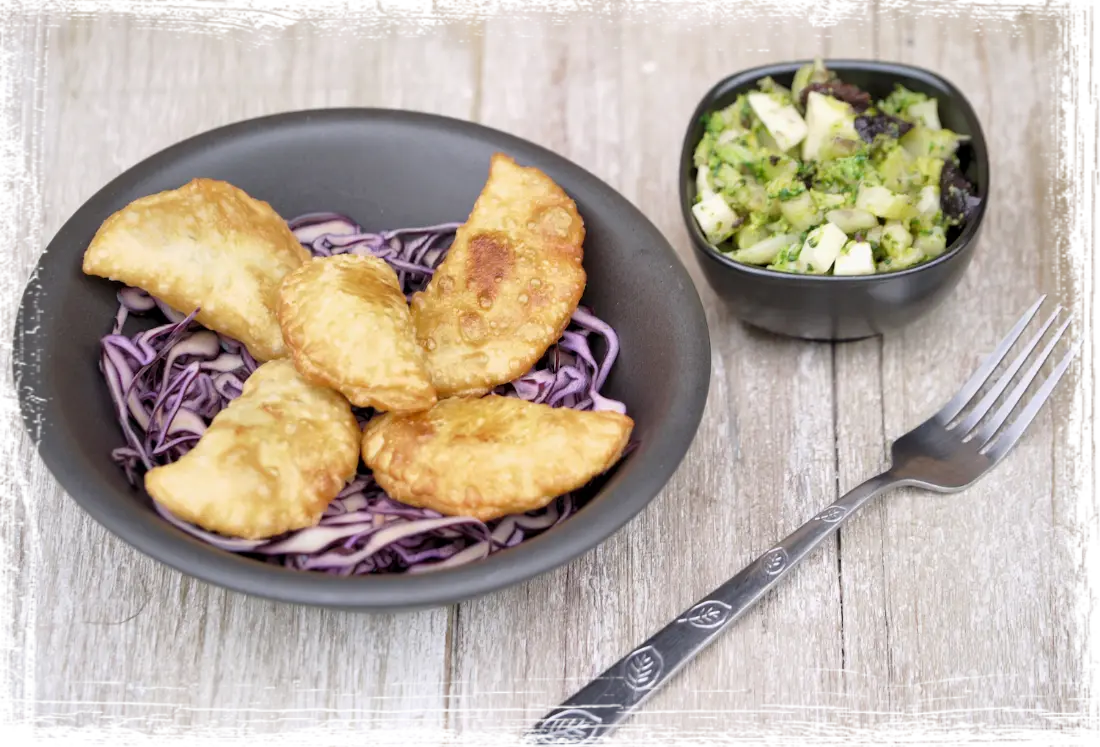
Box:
679 59 989 341
13 108 711 611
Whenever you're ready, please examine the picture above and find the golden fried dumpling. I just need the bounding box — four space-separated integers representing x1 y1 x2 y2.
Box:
145 359 360 540
82 178 310 361
278 254 437 412
361 395 633 521
409 154 586 397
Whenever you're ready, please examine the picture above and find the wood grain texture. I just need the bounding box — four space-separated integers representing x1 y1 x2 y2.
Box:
831 2 1100 743
450 13 846 744
0 1 479 747
0 3 1091 744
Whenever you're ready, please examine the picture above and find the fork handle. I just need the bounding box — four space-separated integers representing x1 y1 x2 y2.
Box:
525 472 899 745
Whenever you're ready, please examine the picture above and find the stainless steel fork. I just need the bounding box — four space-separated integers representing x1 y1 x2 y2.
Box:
525 296 1080 746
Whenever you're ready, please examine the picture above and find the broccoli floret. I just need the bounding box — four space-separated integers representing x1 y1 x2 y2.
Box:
735 208 777 244
768 240 803 272
714 139 758 171
758 76 795 102
711 162 744 192
705 94 755 134
767 216 797 236
704 106 735 135
761 152 799 181
742 208 775 230
810 189 852 212
791 58 835 111
703 112 726 135
729 181 778 218
879 84 930 121
710 94 758 137
914 155 945 188
795 159 816 184
765 172 808 201
712 129 786 182
873 141 923 193
737 94 755 129
694 132 716 168
901 126 965 160
812 152 871 193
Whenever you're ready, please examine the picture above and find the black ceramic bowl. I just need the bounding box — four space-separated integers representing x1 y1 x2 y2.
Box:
13 108 711 611
679 60 989 341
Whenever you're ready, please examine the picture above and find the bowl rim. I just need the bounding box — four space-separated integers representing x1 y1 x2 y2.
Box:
678 58 990 283
14 107 713 611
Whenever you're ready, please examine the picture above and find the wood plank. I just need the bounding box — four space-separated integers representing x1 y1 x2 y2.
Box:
825 10 892 724
0 3 1090 742
14 12 480 736
448 13 847 742
836 7 1086 726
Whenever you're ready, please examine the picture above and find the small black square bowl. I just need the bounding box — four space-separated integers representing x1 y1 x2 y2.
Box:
678 59 989 341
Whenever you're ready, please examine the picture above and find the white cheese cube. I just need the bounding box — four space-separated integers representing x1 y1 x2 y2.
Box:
826 208 880 234
802 91 854 162
794 222 848 274
691 192 740 244
833 240 875 276
747 92 808 153
907 99 941 130
916 185 940 219
696 166 715 198
881 220 914 253
856 184 912 220
731 232 800 265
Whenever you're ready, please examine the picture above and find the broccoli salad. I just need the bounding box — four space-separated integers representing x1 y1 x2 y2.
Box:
691 59 980 276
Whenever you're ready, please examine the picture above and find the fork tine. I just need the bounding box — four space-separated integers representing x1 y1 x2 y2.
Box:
956 305 1062 435
938 296 1047 423
982 340 1080 461
975 315 1073 446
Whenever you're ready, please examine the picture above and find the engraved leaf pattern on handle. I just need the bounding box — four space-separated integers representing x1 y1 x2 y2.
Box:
815 506 848 523
677 600 732 629
761 547 789 575
623 645 663 691
530 708 602 745
529 473 904 744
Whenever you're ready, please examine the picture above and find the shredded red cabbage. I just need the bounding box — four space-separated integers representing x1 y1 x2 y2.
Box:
98 215 627 575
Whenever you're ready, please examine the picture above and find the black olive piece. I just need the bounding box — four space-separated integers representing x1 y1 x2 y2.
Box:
799 80 873 112
854 112 915 143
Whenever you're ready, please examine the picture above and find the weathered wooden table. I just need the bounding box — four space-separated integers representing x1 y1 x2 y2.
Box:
2 3 1095 744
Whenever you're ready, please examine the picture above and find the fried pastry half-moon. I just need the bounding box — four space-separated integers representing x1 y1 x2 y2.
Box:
410 153 586 397
361 395 633 521
82 178 310 361
145 359 360 540
278 254 437 412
